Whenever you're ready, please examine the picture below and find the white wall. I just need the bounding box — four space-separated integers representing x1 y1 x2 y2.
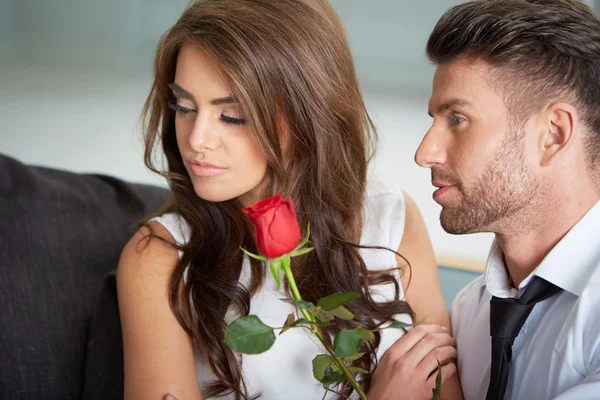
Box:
0 0 13 35
328 0 457 92
6 0 457 91
11 0 189 70
0 0 15 65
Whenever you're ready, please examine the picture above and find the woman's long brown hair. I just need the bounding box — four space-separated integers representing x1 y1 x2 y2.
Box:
141 0 412 398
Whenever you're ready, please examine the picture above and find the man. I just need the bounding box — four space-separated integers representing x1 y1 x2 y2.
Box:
415 0 600 399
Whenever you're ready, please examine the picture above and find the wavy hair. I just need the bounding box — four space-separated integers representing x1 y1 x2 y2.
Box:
141 0 412 398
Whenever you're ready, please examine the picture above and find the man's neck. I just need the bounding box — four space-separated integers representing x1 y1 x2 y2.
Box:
495 195 599 288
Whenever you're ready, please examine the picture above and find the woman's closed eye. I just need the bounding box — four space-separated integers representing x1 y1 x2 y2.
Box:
168 102 195 117
168 102 246 125
220 114 246 125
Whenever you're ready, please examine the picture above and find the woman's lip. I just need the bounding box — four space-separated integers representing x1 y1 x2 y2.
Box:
190 163 228 177
433 185 454 202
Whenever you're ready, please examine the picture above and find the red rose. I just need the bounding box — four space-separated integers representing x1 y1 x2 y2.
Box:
242 193 302 259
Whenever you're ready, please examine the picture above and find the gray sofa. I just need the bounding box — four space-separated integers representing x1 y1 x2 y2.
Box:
0 154 171 400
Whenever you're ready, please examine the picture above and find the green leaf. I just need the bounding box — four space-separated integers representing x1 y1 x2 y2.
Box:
296 222 312 249
342 352 365 362
329 306 355 320
289 247 315 257
355 328 375 342
240 247 268 261
224 316 275 354
432 359 442 400
333 329 363 358
312 354 332 381
388 320 414 330
318 292 360 311
269 259 282 289
347 366 370 375
280 313 296 335
321 366 345 384
280 298 315 310
315 309 334 322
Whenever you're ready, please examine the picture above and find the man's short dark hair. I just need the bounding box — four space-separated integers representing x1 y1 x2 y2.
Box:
427 0 600 166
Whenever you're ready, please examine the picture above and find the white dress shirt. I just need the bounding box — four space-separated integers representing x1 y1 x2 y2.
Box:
451 200 600 400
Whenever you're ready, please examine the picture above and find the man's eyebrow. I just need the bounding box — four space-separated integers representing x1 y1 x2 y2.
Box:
168 82 193 100
428 98 473 117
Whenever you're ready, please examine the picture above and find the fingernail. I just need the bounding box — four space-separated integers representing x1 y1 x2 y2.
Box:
441 325 448 330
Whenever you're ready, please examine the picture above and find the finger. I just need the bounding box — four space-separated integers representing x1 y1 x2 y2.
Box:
381 324 449 362
415 344 457 379
426 361 457 388
401 332 455 369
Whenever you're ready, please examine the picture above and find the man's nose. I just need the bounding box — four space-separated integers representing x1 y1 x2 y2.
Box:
415 127 447 168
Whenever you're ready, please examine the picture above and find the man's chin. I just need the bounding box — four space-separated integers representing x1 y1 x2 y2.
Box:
440 208 483 235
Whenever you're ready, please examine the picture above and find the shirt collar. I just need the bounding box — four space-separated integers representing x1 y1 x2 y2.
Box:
482 200 600 299
482 241 516 299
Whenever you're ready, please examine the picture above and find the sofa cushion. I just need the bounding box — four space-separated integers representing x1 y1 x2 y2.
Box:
0 154 171 399
81 270 124 400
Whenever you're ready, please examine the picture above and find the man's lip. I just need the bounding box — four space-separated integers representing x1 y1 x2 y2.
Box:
432 182 454 188
433 185 454 201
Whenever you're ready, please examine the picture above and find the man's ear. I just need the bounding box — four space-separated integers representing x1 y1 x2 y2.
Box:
539 103 579 167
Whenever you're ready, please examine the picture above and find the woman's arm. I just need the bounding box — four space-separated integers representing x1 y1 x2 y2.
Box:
396 191 463 400
399 192 449 329
117 222 203 400
367 191 463 400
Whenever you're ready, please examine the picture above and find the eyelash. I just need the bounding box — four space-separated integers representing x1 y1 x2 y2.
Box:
168 102 194 116
221 115 247 126
168 102 247 125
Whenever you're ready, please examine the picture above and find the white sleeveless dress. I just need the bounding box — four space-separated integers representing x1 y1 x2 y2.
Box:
152 180 412 399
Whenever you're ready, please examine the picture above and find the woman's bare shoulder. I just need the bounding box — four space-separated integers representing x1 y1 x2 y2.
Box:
119 221 179 274
117 222 202 399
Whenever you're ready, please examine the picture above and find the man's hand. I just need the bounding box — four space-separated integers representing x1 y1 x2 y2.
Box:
368 324 458 400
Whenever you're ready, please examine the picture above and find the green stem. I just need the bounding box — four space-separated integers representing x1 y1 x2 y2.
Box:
280 256 368 400
281 255 314 322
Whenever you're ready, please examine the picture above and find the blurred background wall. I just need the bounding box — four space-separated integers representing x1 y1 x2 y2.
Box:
2 0 599 280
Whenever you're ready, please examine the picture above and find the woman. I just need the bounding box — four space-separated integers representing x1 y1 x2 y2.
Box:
117 0 461 399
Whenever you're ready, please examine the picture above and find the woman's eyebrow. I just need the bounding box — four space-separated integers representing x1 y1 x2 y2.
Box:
168 82 193 99
211 96 237 105
168 82 237 105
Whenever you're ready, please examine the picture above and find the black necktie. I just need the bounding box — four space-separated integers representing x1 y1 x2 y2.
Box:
486 276 563 400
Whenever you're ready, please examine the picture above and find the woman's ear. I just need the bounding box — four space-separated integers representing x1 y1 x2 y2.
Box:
538 103 578 167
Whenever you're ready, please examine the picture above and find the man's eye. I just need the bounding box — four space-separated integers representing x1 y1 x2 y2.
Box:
450 116 465 124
